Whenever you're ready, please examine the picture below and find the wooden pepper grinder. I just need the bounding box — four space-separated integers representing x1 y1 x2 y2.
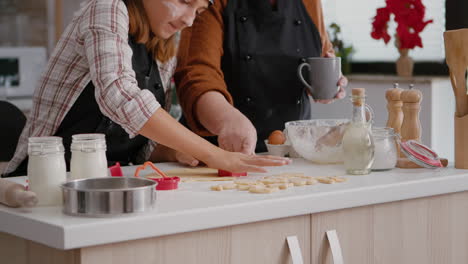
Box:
386 83 404 157
396 84 422 168
385 83 404 135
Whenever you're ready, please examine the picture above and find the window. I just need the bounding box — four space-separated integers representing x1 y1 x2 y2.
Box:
322 0 446 62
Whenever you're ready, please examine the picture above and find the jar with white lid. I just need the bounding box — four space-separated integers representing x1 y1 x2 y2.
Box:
27 136 67 206
371 127 398 171
70 133 108 181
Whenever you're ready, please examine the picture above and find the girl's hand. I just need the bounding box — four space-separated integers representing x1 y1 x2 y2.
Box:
174 150 199 167
205 150 291 173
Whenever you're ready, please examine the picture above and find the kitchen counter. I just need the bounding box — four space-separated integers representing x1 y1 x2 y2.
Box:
1 159 467 252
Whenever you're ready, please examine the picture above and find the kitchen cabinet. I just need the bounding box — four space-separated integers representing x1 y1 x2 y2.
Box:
311 191 468 264
310 74 454 162
2 192 467 264
1 160 467 264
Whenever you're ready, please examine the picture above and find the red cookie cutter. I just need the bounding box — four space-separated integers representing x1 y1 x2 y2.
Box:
109 162 124 177
218 169 247 177
134 162 180 190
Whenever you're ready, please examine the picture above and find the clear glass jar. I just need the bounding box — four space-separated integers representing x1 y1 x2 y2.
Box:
70 133 108 181
371 127 398 171
27 136 66 206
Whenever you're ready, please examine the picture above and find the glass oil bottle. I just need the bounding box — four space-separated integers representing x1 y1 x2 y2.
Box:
342 88 375 175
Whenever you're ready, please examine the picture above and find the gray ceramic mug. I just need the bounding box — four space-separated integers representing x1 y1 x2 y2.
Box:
297 57 341 100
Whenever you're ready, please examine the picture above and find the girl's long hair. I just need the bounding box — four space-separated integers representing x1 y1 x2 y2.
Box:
124 0 177 62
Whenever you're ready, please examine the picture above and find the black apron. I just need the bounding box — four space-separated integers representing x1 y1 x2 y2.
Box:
216 0 322 152
9 36 165 176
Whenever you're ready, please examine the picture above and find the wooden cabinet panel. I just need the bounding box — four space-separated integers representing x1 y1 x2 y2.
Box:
373 196 430 263
310 191 468 264
230 215 310 264
373 192 468 264
80 215 310 264
81 226 230 264
310 206 374 264
0 232 79 264
450 191 468 262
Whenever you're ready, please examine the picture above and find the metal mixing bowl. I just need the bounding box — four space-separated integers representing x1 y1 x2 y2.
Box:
61 177 157 217
285 119 350 164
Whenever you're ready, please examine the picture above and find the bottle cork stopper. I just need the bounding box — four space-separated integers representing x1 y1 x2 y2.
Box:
401 89 422 103
352 88 365 97
352 88 365 106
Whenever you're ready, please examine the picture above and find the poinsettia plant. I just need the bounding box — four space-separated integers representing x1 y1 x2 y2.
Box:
371 0 433 50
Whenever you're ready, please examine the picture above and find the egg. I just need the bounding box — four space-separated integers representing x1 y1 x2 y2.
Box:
268 130 286 145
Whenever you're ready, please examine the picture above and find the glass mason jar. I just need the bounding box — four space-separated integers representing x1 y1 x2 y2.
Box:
70 133 108 181
27 136 67 206
371 127 398 171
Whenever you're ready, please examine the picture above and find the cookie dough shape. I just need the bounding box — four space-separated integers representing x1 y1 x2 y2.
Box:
249 185 280 194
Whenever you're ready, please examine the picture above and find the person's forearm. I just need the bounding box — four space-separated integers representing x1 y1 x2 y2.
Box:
195 91 238 135
138 108 219 163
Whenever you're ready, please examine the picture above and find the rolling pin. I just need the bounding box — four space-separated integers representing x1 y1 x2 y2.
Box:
0 179 38 208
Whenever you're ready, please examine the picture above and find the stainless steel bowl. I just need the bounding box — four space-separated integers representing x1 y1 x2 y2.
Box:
61 177 157 217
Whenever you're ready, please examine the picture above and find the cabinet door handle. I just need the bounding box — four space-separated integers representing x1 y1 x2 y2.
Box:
326 230 344 264
286 236 304 264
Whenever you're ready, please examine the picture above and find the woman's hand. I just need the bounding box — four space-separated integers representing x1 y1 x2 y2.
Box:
174 151 199 167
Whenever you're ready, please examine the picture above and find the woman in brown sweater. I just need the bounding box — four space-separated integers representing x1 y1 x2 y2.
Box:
175 0 347 156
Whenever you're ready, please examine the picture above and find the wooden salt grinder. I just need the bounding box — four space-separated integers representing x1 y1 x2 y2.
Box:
396 86 422 168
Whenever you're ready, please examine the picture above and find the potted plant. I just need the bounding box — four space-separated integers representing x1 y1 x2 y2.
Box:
371 0 433 77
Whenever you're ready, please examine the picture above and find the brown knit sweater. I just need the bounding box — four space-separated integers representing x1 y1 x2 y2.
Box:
175 0 334 136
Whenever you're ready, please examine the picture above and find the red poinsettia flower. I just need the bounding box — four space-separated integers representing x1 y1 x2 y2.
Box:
371 0 433 50
371 7 392 43
396 24 423 49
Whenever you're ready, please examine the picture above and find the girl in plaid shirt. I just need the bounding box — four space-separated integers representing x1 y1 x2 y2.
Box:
4 0 290 176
